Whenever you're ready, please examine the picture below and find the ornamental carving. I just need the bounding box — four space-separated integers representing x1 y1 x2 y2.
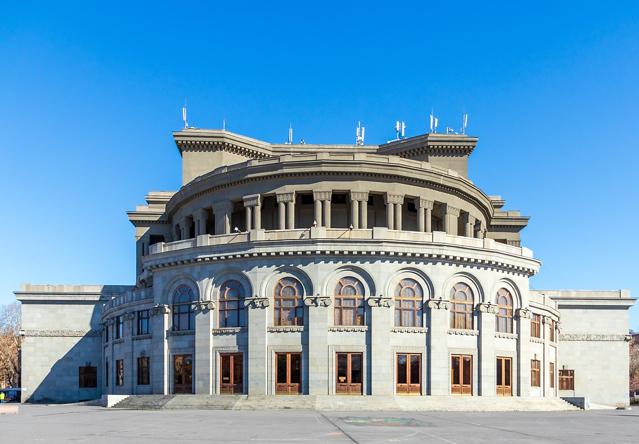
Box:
476 302 498 314
22 329 100 337
328 325 368 332
390 327 427 334
193 300 215 313
350 191 369 202
447 329 479 336
124 312 136 321
304 296 332 307
367 297 393 308
559 333 632 342
212 327 245 335
426 299 451 310
245 297 269 309
494 332 518 340
515 307 532 319
267 326 305 333
151 304 170 316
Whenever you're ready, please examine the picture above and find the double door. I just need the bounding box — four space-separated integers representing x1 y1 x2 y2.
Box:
173 354 193 394
450 354 472 395
496 356 512 396
276 352 302 394
396 353 421 395
220 353 243 394
336 352 363 394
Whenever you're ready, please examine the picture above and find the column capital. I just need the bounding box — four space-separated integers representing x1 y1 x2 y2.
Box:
313 190 332 201
212 200 233 214
193 300 215 313
443 203 460 217
385 193 404 205
276 191 295 203
245 297 269 309
515 307 532 319
193 208 208 219
124 311 136 321
304 296 332 307
151 304 170 316
350 191 369 202
460 212 476 224
367 297 393 308
427 298 451 310
415 198 434 210
476 302 498 314
242 194 261 208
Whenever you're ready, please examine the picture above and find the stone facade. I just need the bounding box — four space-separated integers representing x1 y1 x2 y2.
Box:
15 129 635 406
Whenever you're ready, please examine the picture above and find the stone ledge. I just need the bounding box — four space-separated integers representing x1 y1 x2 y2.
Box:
328 325 368 332
267 326 305 333
447 329 479 336
168 330 195 337
20 329 100 337
212 327 246 335
132 334 152 341
559 334 632 342
391 327 428 334
495 332 518 340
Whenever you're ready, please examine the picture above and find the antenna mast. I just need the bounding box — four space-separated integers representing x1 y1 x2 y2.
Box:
356 121 365 145
182 101 188 129
287 124 293 144
461 113 468 134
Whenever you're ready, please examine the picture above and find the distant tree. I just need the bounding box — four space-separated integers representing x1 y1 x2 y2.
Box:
631 331 639 393
0 303 21 388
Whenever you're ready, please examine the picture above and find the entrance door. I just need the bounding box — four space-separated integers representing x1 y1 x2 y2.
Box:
496 356 512 396
451 354 472 395
173 354 193 394
396 353 421 395
220 353 243 394
275 352 302 394
336 352 363 395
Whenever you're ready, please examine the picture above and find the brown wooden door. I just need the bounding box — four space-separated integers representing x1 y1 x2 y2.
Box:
336 352 363 395
173 354 193 394
451 354 472 395
396 353 421 395
220 353 243 394
275 352 302 394
496 356 512 396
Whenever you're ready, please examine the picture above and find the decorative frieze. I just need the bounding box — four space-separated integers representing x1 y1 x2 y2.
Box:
350 191 369 202
427 299 451 310
242 194 261 208
312 190 332 201
267 326 305 333
390 327 428 334
245 297 269 309
384 193 404 205
494 332 518 340
476 302 499 314
168 329 194 337
447 329 479 336
132 334 152 341
151 304 170 316
515 307 532 319
303 296 332 307
328 325 368 332
559 333 632 342
193 300 215 313
275 192 295 203
20 329 100 337
530 337 544 344
212 327 246 335
367 297 393 308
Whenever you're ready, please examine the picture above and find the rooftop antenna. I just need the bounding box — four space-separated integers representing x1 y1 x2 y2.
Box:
395 121 406 140
461 112 468 134
287 124 293 144
222 118 227 131
429 111 439 134
356 121 365 145
182 100 188 129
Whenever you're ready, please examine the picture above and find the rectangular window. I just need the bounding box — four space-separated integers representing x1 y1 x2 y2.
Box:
531 359 541 387
116 359 124 386
105 360 109 387
137 356 150 385
137 310 150 335
559 369 574 390
105 324 109 342
79 366 97 388
115 316 124 339
549 320 556 342
531 314 541 338
549 362 555 388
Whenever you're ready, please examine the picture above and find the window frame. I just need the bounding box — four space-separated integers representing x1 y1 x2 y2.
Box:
273 277 304 326
115 315 124 339
530 359 541 387
219 280 246 328
549 362 555 389
531 314 541 338
116 359 124 386
78 366 97 388
136 310 150 336
449 283 474 330
334 277 366 326
137 356 150 385
394 279 423 328
495 288 514 333
549 319 556 342
172 285 196 332
559 369 574 390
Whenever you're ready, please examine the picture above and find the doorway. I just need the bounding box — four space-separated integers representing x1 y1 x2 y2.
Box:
496 356 512 396
396 353 421 395
275 352 302 394
220 353 243 394
173 354 193 394
336 352 363 395
451 354 472 395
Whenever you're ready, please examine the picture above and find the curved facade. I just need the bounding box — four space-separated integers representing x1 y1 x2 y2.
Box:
16 129 635 406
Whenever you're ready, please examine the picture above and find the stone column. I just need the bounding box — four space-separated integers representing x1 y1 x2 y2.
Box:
323 197 331 228
415 198 434 233
150 304 170 394
243 194 261 231
277 201 286 230
360 197 368 229
313 191 328 227
246 296 269 395
124 311 136 394
350 198 359 229
443 204 460 236
305 295 331 394
461 213 476 238
194 301 215 394
427 299 451 395
369 296 393 395
180 217 189 239
516 308 532 396
477 302 498 396
350 192 368 230
475 221 485 239
193 208 208 236
394 202 403 230
276 192 295 230
212 200 233 235
385 194 404 230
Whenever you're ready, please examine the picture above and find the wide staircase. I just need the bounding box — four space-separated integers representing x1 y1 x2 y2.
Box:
113 395 578 411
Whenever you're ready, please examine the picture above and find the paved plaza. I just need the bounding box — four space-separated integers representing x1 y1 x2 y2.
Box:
1 404 638 443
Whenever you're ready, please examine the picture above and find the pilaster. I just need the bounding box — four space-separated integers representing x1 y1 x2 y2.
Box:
150 304 170 394
368 297 393 395
477 302 498 396
516 307 532 396
304 296 331 394
194 301 215 394
246 297 269 395
427 299 451 395
443 204 460 236
212 200 233 235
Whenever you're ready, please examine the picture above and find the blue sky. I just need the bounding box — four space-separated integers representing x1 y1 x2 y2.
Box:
1 1 638 329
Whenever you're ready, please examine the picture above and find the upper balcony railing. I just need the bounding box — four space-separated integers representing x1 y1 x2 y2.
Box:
103 287 153 312
147 227 533 259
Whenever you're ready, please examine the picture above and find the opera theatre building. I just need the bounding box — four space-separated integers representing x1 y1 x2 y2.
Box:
16 127 635 408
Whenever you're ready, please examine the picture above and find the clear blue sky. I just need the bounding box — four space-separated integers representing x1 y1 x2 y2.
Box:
1 1 638 330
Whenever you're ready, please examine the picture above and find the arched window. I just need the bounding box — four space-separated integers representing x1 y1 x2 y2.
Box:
274 277 304 326
172 285 196 331
394 279 423 327
450 283 474 329
334 277 365 326
219 280 246 328
496 288 514 333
